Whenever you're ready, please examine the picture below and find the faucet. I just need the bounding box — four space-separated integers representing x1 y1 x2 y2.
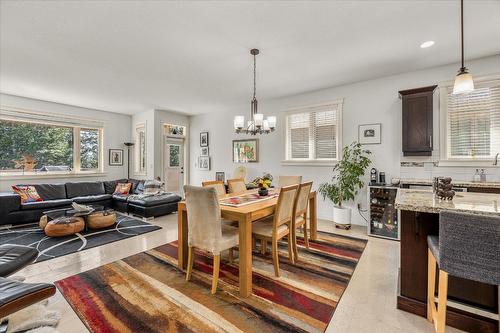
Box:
494 153 499 166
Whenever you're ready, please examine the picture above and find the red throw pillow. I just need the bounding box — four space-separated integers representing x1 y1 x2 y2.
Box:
113 183 132 195
12 185 43 204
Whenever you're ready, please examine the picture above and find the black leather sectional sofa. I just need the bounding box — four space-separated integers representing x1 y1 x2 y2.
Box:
0 179 182 226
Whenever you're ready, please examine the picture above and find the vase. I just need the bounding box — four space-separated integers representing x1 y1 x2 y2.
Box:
258 188 268 196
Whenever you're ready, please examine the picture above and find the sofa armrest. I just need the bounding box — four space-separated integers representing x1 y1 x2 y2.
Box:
0 193 21 218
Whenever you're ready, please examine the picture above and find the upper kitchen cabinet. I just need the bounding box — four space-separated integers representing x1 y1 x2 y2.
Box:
398 85 437 156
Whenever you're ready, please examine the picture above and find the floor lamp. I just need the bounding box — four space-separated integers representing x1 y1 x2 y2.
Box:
124 142 135 179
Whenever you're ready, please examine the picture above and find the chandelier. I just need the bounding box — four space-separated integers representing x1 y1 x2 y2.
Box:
234 49 276 135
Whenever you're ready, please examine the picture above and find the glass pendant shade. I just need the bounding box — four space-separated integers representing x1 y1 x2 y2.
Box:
452 71 474 94
267 116 276 129
234 116 244 129
254 113 264 126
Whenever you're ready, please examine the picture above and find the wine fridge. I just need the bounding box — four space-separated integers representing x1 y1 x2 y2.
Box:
367 186 399 240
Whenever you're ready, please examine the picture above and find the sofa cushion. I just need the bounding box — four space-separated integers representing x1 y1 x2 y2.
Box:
72 194 112 204
33 184 67 200
66 182 105 198
12 186 42 204
21 199 73 211
103 179 127 194
112 194 129 202
128 193 182 207
128 179 144 194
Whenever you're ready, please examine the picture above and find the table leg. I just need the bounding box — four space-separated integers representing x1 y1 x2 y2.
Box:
178 207 188 270
238 214 252 297
309 192 318 240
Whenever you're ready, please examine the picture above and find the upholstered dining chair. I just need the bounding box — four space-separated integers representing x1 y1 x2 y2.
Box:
291 181 313 261
183 185 239 294
252 184 299 277
202 180 226 197
278 175 303 188
227 178 247 194
427 211 500 333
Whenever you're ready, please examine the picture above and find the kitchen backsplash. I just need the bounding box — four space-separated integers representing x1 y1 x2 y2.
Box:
400 162 500 182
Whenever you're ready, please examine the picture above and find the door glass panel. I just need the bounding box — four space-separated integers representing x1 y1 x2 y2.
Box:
169 145 180 167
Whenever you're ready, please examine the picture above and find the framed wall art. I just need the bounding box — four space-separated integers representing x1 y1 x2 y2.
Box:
109 149 124 166
232 139 258 163
200 131 209 147
198 156 210 170
358 123 381 144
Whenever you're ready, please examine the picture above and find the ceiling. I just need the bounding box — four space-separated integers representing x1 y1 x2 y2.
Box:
1 0 500 115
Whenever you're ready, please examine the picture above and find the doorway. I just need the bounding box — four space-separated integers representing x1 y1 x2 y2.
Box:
164 138 184 195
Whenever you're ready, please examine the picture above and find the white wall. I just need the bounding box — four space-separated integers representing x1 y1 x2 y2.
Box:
0 93 132 191
189 55 500 225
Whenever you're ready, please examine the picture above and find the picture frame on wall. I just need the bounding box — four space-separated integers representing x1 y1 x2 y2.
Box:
201 147 209 156
358 123 382 144
109 149 124 166
200 131 209 147
198 156 210 170
232 139 258 163
215 171 225 182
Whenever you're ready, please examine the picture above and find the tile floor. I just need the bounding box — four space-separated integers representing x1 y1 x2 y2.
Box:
15 214 465 333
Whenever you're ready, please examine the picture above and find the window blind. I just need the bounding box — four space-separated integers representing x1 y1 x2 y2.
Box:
286 102 340 160
447 81 500 159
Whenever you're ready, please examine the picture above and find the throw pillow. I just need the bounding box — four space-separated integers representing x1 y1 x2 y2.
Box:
113 182 132 195
12 185 43 203
143 179 163 195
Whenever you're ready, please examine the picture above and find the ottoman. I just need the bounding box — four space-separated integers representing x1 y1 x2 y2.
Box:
87 210 116 229
41 216 85 237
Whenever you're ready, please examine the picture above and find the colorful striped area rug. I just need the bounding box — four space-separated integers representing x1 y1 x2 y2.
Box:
56 231 367 333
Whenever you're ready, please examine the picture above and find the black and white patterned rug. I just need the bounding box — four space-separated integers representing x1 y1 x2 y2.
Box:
0 214 162 263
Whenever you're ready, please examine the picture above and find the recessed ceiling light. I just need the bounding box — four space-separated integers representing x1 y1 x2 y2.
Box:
420 41 435 48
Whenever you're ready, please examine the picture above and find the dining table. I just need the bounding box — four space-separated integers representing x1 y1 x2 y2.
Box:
177 188 318 298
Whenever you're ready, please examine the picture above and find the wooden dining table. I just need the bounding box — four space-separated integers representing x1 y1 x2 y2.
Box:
177 189 318 298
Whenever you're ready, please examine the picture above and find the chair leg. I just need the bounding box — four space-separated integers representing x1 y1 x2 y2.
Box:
211 254 221 294
186 246 194 281
436 270 448 333
228 248 233 264
272 238 280 277
427 249 437 322
303 224 309 249
261 239 266 255
287 233 294 264
292 227 299 261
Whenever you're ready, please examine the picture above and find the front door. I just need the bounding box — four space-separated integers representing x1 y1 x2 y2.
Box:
164 138 184 195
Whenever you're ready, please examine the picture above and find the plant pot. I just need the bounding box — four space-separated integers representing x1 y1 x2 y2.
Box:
333 206 351 229
258 188 269 196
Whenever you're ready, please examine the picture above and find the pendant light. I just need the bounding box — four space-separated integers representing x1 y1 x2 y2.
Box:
234 49 276 135
452 0 474 94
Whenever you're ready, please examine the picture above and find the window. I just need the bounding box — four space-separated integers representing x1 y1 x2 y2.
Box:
0 117 103 176
442 78 500 161
284 101 342 164
135 124 146 175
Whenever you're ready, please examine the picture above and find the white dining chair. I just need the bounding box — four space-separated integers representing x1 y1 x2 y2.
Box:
184 185 239 294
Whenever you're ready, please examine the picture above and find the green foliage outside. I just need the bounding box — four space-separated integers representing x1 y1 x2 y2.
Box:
0 121 99 171
318 142 372 207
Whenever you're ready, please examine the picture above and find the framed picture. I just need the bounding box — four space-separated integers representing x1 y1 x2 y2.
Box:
233 139 258 163
201 147 209 156
198 156 210 170
215 171 225 182
358 123 382 144
109 149 124 166
200 131 209 147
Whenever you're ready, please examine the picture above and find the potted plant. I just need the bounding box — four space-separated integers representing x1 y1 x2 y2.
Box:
318 142 371 229
251 173 273 196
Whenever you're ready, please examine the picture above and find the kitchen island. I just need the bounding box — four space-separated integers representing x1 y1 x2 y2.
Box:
395 189 499 333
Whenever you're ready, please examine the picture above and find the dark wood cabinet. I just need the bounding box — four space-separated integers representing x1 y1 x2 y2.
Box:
399 85 437 156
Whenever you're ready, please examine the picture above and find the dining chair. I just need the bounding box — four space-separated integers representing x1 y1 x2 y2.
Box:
292 181 313 261
278 175 303 188
252 184 299 277
233 166 247 182
202 180 226 197
227 178 247 194
427 211 500 333
183 185 239 294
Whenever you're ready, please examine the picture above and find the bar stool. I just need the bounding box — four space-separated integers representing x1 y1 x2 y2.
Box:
427 211 500 333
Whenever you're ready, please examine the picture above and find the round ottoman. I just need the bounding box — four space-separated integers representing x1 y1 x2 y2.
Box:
43 217 85 237
87 210 116 229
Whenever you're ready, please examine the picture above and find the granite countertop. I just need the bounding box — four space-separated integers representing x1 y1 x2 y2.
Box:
399 178 500 189
395 189 500 216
